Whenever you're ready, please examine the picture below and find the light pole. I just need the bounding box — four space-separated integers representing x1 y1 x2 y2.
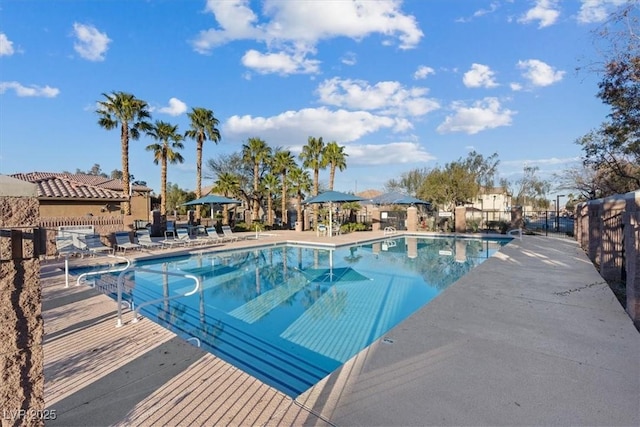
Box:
556 194 565 232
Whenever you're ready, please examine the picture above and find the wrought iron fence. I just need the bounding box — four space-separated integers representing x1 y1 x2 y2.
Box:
522 210 575 238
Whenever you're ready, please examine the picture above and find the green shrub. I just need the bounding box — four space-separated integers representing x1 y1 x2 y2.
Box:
339 222 368 233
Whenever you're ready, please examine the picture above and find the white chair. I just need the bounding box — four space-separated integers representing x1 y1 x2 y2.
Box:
114 231 141 254
136 229 163 250
79 234 113 255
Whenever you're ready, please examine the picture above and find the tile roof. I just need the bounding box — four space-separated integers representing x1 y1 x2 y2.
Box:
11 172 152 196
10 172 127 200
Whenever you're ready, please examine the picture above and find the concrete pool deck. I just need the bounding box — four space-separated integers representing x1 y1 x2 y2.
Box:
41 231 640 426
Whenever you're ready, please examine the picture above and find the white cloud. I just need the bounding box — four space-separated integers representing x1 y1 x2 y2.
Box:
346 142 435 165
192 0 261 53
72 23 111 61
241 49 320 75
518 0 560 28
192 0 423 74
341 51 357 66
414 65 435 80
577 0 627 24
0 81 60 97
0 33 15 56
463 63 499 88
158 97 187 116
225 107 411 144
316 77 440 117
456 1 500 23
436 97 515 135
517 59 565 86
510 82 523 91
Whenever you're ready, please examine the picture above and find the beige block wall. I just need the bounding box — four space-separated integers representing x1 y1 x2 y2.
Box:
38 193 150 222
0 196 44 427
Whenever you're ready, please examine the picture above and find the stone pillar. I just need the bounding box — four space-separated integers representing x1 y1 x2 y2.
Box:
371 206 381 231
624 191 640 327
575 202 588 250
454 206 466 233
406 206 418 232
0 175 44 426
587 200 601 264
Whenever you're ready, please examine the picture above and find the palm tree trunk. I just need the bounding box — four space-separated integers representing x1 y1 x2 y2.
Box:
161 157 168 215
253 163 260 221
195 138 203 220
329 165 336 190
281 172 287 227
296 194 303 226
313 169 319 226
121 124 131 215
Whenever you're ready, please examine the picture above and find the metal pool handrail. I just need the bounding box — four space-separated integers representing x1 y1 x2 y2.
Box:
74 254 131 288
115 266 200 327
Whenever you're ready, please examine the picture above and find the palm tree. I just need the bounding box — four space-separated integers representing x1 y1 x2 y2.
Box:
213 172 240 225
145 121 184 215
299 136 325 197
272 149 296 228
185 107 221 219
322 141 348 190
96 91 151 215
288 166 312 229
242 137 272 222
263 173 280 226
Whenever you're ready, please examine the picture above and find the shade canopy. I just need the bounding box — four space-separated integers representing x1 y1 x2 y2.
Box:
304 190 363 205
183 194 242 206
304 191 363 237
369 191 430 206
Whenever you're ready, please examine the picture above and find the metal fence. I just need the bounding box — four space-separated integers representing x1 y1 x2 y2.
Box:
522 210 575 238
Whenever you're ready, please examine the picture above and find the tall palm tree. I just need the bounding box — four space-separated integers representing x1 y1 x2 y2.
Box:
288 166 312 229
213 172 240 225
96 91 151 215
262 173 280 226
299 136 325 197
242 137 272 222
322 141 348 190
185 107 221 219
145 121 184 215
299 136 325 227
272 149 296 228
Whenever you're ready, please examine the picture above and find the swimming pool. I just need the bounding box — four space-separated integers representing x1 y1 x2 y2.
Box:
84 235 509 397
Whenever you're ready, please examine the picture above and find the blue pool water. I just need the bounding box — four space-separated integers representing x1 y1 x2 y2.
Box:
81 236 509 397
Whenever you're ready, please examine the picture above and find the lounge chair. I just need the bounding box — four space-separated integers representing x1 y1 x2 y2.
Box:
55 235 84 258
114 231 141 254
79 234 113 255
136 229 163 250
165 220 177 238
222 225 249 241
200 227 225 245
161 228 201 248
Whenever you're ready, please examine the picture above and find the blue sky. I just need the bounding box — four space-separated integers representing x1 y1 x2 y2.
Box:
0 0 624 197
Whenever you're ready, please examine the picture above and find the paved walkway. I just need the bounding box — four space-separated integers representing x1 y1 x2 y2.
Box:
41 231 640 426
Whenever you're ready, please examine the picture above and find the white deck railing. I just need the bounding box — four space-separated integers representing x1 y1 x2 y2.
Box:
115 267 200 328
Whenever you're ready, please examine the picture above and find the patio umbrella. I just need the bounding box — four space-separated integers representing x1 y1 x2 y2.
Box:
369 191 430 206
304 190 364 237
183 194 242 219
